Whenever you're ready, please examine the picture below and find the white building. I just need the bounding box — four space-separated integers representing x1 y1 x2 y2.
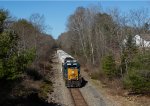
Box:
134 35 150 47
123 34 150 48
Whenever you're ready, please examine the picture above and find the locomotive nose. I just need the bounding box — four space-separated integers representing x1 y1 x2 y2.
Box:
72 71 75 74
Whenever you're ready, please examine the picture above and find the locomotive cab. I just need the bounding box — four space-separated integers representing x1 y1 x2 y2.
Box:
63 60 82 87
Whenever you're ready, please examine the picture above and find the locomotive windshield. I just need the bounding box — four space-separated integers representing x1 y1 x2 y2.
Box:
64 62 80 69
67 65 78 68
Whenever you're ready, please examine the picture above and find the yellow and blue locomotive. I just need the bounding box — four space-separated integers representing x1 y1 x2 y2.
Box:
63 58 82 87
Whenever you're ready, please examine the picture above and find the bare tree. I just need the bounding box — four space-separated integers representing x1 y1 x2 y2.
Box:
129 8 149 34
67 7 88 62
29 13 46 32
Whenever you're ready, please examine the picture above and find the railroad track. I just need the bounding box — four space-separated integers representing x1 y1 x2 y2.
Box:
69 88 88 106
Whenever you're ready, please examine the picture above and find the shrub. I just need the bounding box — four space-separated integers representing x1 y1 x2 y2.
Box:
90 72 100 80
123 69 150 93
102 55 117 78
131 51 150 70
123 51 150 93
39 80 53 100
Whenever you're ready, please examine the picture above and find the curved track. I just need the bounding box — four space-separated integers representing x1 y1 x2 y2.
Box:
69 88 88 106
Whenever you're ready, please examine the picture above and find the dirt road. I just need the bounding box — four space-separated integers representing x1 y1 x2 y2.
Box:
49 54 74 106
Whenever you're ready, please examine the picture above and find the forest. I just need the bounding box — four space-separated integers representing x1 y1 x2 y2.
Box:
57 6 150 94
0 9 56 105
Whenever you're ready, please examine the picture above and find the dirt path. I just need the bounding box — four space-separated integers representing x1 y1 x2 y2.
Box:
48 54 74 106
79 70 114 106
80 69 150 106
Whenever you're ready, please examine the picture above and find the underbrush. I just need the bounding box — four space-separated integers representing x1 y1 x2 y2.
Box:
123 69 150 94
39 79 53 100
85 67 124 96
25 68 43 80
0 53 54 105
90 72 100 80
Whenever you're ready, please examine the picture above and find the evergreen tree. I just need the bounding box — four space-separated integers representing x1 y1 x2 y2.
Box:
102 55 116 78
0 9 35 80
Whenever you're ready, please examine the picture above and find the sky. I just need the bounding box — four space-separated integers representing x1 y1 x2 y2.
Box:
0 1 150 39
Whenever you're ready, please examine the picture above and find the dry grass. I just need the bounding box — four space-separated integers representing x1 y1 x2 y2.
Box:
92 73 150 106
84 68 89 72
105 78 124 96
90 72 100 80
39 80 53 100
83 67 125 96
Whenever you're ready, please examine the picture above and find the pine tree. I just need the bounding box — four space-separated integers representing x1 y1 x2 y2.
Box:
0 9 35 80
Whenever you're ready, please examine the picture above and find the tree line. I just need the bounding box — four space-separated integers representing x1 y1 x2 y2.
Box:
57 6 150 93
0 9 55 80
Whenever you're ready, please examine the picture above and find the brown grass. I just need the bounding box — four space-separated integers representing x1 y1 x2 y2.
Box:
84 68 89 72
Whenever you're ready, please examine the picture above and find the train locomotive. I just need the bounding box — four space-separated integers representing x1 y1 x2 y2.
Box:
63 58 82 87
57 50 82 87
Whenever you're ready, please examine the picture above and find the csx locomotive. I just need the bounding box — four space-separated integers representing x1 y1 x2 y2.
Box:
57 50 82 87
63 58 82 87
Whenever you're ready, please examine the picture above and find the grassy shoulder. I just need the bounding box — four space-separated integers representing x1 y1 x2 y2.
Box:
86 68 150 106
39 79 53 100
